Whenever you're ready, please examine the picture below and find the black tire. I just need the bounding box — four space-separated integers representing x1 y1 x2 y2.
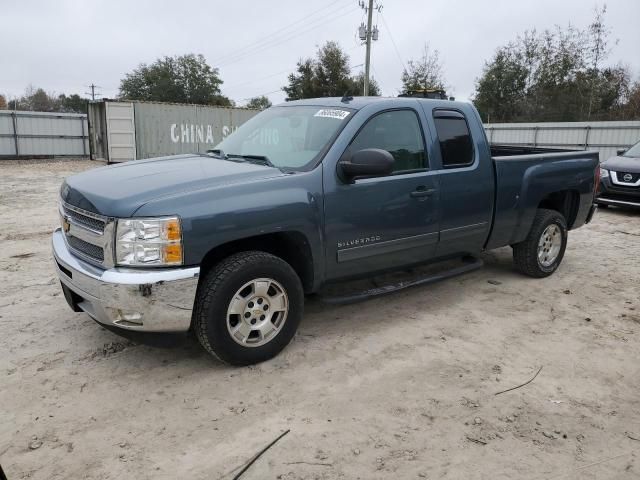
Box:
194 251 304 365
512 209 568 278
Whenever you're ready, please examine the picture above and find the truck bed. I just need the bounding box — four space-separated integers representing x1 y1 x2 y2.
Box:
485 146 599 250
490 144 576 157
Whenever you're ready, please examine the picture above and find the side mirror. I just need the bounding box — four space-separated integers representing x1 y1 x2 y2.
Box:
338 148 394 182
616 148 627 156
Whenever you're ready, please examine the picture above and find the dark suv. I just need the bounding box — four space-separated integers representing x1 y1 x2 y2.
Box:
597 140 640 209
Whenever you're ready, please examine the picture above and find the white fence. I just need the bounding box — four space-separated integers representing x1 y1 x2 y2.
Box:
485 121 640 161
0 110 89 158
2 111 638 162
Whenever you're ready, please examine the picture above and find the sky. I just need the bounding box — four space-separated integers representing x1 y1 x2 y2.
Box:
2 0 639 106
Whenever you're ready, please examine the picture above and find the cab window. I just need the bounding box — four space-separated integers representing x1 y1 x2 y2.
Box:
349 109 428 173
433 110 474 168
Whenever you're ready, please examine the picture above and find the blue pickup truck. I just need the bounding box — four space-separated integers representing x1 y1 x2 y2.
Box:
53 97 599 364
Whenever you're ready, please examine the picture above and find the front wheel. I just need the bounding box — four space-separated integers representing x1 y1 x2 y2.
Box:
194 251 304 365
512 209 568 278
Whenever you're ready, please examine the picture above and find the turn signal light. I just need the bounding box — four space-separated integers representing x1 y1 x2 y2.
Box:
165 219 181 241
163 244 183 264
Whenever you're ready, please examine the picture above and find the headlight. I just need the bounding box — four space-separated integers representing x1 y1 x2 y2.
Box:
600 167 609 178
116 216 182 266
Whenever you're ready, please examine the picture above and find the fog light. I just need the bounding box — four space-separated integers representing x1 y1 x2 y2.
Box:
115 310 143 324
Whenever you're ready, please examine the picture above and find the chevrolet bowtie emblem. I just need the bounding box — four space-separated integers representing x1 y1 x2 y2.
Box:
62 216 71 233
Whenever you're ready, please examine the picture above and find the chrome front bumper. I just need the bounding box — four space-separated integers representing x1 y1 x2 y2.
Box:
595 196 640 208
52 228 200 332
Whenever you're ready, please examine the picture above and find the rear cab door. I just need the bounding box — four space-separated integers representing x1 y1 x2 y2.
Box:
420 103 495 256
322 100 441 281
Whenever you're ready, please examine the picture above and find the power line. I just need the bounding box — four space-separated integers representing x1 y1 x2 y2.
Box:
216 4 359 68
224 51 364 99
380 13 407 72
220 4 370 99
84 84 101 100
211 0 347 65
371 64 388 95
212 0 352 66
224 68 292 92
242 89 282 101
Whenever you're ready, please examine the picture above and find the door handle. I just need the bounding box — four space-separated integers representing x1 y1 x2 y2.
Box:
410 187 436 198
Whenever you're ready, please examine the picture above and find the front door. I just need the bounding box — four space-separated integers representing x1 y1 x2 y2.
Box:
323 107 440 281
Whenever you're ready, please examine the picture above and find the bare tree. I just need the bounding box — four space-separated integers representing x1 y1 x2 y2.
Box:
400 44 446 93
474 5 631 122
586 5 616 118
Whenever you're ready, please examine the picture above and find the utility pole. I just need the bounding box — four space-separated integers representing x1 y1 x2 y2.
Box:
364 0 373 96
85 84 101 101
358 1 381 96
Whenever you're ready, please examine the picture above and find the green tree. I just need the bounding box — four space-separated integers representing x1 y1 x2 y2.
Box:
473 8 632 122
283 58 318 100
313 41 353 97
400 44 446 93
17 86 59 112
246 95 272 110
351 72 381 97
119 54 231 106
474 45 528 123
586 5 613 118
58 93 88 113
7 86 91 113
283 41 381 100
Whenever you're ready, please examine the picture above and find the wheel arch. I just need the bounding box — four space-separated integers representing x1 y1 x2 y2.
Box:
537 189 580 229
198 231 316 293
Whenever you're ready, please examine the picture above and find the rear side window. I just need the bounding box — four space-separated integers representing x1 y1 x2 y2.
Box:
349 109 427 173
433 111 474 168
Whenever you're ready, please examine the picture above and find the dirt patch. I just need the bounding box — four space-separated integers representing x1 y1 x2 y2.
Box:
1 159 639 479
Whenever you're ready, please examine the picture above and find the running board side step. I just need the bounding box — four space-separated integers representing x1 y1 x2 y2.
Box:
320 256 483 305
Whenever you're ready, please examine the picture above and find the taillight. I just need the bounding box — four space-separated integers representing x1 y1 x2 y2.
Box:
594 166 601 197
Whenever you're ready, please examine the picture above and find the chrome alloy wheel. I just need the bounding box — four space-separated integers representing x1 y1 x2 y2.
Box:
226 278 289 347
537 224 562 267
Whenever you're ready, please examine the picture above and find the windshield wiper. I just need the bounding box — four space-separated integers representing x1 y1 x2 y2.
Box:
206 149 228 159
226 154 276 168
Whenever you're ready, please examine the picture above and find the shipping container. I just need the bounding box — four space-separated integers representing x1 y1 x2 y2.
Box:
485 121 640 161
0 110 88 158
88 100 259 162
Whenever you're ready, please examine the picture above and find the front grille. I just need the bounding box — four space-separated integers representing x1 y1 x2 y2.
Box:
607 184 640 196
60 201 113 267
613 171 640 184
63 205 106 233
67 235 105 262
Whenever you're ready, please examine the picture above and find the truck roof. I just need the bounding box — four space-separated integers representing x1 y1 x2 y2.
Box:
278 96 470 111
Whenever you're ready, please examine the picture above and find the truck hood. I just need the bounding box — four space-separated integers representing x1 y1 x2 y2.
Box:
601 155 640 173
61 154 283 217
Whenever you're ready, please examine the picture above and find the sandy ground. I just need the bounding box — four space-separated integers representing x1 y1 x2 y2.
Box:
1 158 639 480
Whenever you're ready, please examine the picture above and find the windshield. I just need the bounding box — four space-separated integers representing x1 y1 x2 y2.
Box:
213 105 353 171
623 140 640 158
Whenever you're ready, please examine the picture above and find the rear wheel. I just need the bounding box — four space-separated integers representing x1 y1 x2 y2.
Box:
194 251 304 365
513 209 568 278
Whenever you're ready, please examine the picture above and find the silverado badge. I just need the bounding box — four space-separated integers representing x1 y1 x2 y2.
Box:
337 235 381 249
